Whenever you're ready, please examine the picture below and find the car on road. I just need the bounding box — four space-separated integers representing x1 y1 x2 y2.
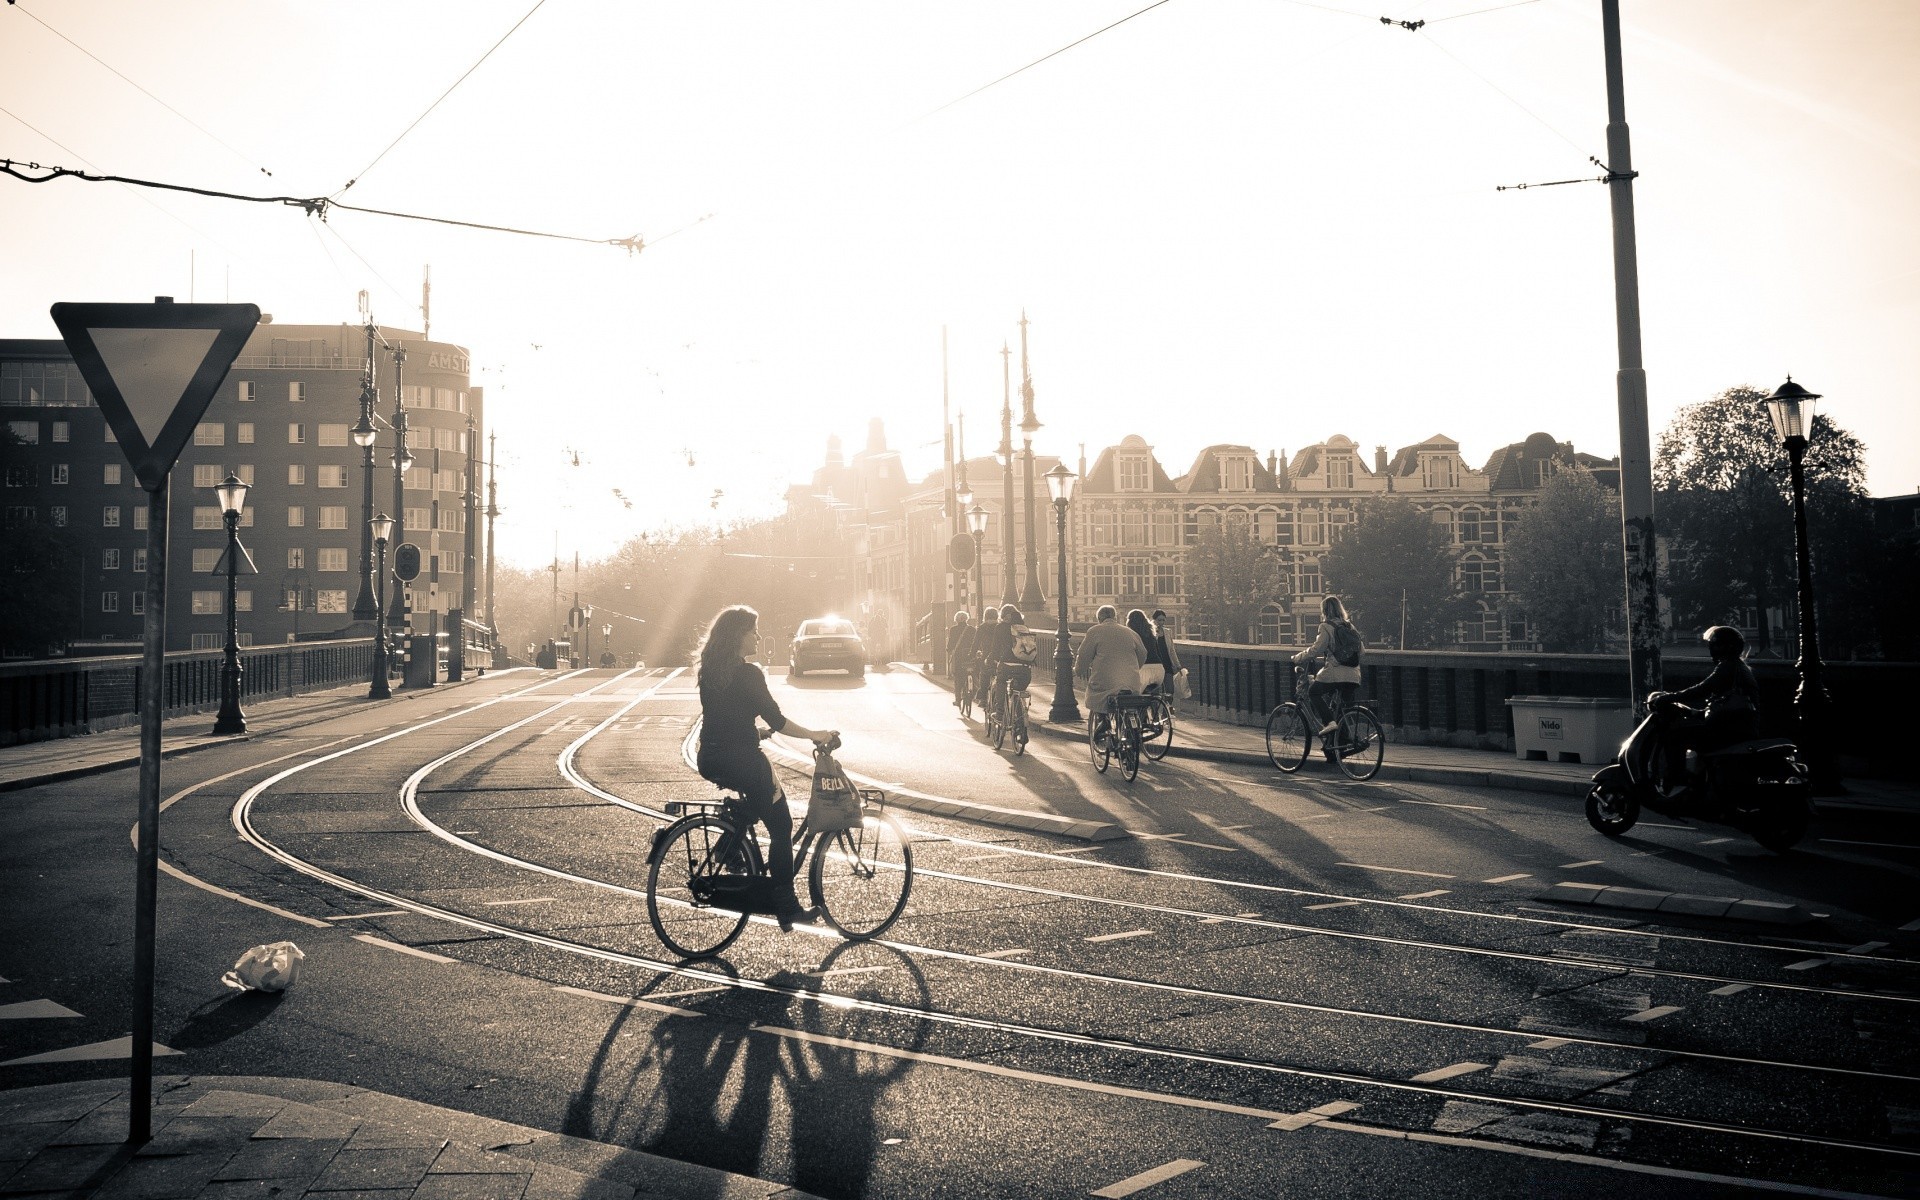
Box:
790 617 865 678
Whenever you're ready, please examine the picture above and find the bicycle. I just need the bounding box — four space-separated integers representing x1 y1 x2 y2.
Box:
986 663 1031 754
1264 663 1385 781
1141 689 1174 762
954 658 975 720
646 736 914 958
1090 691 1156 782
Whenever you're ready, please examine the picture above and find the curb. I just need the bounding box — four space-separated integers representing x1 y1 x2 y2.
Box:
1537 881 1814 925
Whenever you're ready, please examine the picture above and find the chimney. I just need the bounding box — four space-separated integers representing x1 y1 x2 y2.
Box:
1375 445 1389 474
866 418 887 455
1274 449 1288 489
1266 451 1277 477
824 435 844 468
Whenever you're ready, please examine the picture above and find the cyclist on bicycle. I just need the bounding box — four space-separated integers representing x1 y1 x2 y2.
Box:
946 610 976 708
972 606 1008 711
1293 595 1362 738
694 605 838 930
984 604 1038 719
1076 604 1147 741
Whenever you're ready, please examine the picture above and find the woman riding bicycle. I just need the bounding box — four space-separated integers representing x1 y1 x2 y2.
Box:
1293 595 1362 737
694 605 838 930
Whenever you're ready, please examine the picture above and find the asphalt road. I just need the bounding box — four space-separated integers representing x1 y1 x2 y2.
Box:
3 664 1917 1199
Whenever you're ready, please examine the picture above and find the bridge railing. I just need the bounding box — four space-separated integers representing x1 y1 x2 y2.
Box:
0 638 376 747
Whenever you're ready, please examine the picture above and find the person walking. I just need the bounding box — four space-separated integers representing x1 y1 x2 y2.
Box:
1126 609 1163 692
1148 609 1184 697
1075 604 1147 738
945 611 976 707
1293 595 1364 737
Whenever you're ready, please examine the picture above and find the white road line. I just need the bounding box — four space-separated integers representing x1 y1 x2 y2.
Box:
1482 874 1532 885
1090 1159 1206 1198
1623 1005 1682 1023
643 986 732 1000
1050 845 1110 855
1784 958 1831 972
1296 813 1337 821
481 897 557 907
352 934 455 963
1401 800 1488 811
1411 1062 1488 1083
1527 1038 1572 1050
1558 860 1604 869
1217 824 1255 832
1269 1100 1362 1131
808 966 892 979
978 948 1030 959
1847 941 1888 955
1338 863 1455 879
1086 929 1156 943
329 910 409 921
1821 839 1920 852
1398 890 1450 900
1709 984 1752 997
1901 917 1920 933
1700 837 1735 846
1304 901 1361 911
1637 821 1694 830
0 1000 83 1020
955 853 1011 862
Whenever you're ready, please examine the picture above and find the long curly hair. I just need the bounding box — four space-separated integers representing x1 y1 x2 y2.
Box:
695 605 758 689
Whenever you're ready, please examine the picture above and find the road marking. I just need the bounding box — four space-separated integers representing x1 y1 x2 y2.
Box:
1637 821 1695 829
955 852 1011 862
808 965 892 979
978 947 1030 959
1558 860 1604 869
1338 863 1455 879
1527 1038 1572 1050
329 910 409 921
1822 839 1920 851
1297 813 1337 821
1623 1005 1682 1023
1411 1062 1488 1083
1398 890 1450 900
1709 984 1751 997
1090 1159 1205 1198
644 986 732 1000
1848 941 1889 955
1050 845 1109 855
1401 800 1488 811
352 934 455 963
1700 837 1735 846
1901 917 1920 933
1217 824 1255 832
0 1036 181 1066
1784 958 1830 972
452 830 480 836
481 897 557 907
0 1000 82 1020
1482 874 1532 885
1304 900 1361 911
1269 1100 1362 1131
1086 929 1156 943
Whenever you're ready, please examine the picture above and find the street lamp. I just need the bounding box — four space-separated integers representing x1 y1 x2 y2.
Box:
212 473 250 735
369 512 394 700
1763 378 1837 789
351 323 380 621
602 622 613 666
388 345 411 631
1044 463 1079 723
966 504 989 622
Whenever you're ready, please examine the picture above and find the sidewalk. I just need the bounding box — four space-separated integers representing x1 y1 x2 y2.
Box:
0 1074 820 1199
907 664 1920 818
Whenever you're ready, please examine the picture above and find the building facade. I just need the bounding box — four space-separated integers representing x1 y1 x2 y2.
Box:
1 322 485 654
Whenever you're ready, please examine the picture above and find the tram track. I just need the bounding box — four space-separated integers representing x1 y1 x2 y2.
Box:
196 669 1920 1180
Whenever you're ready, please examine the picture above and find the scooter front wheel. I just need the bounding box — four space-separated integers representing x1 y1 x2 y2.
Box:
1586 781 1640 836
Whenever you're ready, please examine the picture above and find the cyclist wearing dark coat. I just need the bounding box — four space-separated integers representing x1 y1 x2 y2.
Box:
973 610 1012 705
1655 625 1761 789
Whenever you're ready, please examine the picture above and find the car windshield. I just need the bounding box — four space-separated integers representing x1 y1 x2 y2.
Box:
799 619 858 638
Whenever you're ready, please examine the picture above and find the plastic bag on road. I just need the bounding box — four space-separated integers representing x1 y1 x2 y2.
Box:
221 941 305 992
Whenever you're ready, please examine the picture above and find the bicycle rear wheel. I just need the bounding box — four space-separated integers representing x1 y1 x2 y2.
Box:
1118 711 1141 782
1011 693 1029 755
809 813 914 940
957 674 973 720
1089 709 1112 772
989 694 1007 750
647 815 755 959
1265 704 1310 773
1333 708 1385 781
1143 697 1173 761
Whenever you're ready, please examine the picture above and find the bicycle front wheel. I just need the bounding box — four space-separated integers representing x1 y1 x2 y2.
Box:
1143 697 1173 761
1118 712 1142 782
1333 708 1385 780
957 676 973 720
1012 695 1029 755
809 813 914 940
647 815 755 959
1265 704 1310 773
989 697 1007 750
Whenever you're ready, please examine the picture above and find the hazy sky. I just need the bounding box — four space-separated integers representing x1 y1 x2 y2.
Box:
5 1 1916 568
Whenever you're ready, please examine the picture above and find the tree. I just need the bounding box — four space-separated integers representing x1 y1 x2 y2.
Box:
1654 386 1873 657
1320 497 1464 649
1186 521 1280 643
1503 468 1621 652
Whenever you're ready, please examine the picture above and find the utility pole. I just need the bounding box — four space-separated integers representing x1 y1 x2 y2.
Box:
940 326 955 673
485 433 498 640
1018 310 1044 610
999 343 1017 605
1602 0 1661 710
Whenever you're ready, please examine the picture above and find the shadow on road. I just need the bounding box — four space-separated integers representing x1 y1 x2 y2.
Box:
168 989 285 1050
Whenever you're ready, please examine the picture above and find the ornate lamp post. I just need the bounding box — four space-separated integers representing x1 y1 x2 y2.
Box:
369 513 394 700
602 622 613 667
388 346 411 630
1763 378 1837 790
351 324 380 620
212 473 250 734
966 504 989 622
1045 463 1079 723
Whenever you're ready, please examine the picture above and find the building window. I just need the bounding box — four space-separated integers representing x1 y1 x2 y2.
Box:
1152 509 1177 547
289 382 305 403
318 506 347 530
52 421 68 443
50 506 67 526
1256 510 1276 543
1459 557 1490 592
132 592 145 614
1422 455 1456 489
1154 563 1178 596
317 548 348 572
316 589 349 614
404 507 430 530
133 506 148 530
103 505 121 527
1091 510 1115 546
133 549 146 572
1273 508 1295 546
1532 458 1558 488
194 422 224 445
1121 561 1149 597
1092 564 1116 595
287 505 306 527
317 465 348 488
318 423 349 447
1327 455 1354 489
191 633 220 650
193 506 222 530
1458 508 1483 543
104 463 121 485
237 381 256 403
192 548 220 572
1296 561 1323 597
235 590 253 613
287 548 306 569
101 592 119 613
1119 456 1150 491
50 463 68 485
2 505 35 526
192 464 222 487
1122 510 1147 546
103 549 119 570
6 420 38 444
3 465 33 488
1299 507 1324 546
1329 507 1353 543
191 591 222 615
237 422 255 444
288 423 305 444
288 464 306 485
1223 456 1252 491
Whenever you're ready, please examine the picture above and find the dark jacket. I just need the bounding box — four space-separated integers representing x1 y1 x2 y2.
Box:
1669 658 1760 724
696 660 784 774
976 621 1012 666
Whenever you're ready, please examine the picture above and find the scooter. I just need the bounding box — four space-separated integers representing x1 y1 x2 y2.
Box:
1586 696 1813 852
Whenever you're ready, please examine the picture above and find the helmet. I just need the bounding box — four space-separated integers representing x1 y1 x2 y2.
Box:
1702 625 1746 660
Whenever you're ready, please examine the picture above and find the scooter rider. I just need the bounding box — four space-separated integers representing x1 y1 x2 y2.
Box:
1650 625 1760 795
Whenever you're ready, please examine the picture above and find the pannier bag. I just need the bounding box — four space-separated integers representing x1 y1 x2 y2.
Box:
809 754 864 831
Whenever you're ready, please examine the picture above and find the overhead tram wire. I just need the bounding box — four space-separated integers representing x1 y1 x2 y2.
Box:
334 0 550 197
7 2 276 178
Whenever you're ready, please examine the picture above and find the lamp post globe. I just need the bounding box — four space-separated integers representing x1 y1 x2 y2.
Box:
369 512 395 700
1763 378 1837 789
966 504 989 622
212 474 250 734
1044 463 1079 723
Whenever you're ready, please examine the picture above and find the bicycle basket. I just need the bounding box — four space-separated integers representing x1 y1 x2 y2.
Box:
809 757 864 831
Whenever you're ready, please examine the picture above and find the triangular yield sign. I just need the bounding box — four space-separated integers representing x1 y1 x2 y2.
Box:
211 539 260 577
49 300 260 491
0 1035 181 1066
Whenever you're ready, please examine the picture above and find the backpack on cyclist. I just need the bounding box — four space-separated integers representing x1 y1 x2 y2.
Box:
1009 624 1039 664
1330 619 1363 668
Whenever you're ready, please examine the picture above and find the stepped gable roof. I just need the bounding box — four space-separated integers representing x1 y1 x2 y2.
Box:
1481 431 1619 489
1082 435 1177 493
1385 432 1463 476
1182 443 1281 494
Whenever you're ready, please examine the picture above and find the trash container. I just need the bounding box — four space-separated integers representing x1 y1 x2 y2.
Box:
404 634 439 689
1505 695 1633 764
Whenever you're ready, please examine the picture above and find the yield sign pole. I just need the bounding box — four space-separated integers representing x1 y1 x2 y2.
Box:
49 298 259 1145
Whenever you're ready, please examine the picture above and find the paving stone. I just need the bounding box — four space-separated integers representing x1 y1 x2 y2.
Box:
309 1146 440 1192
49 1110 159 1148
250 1103 362 1141
322 1095 533 1154
344 1121 448 1152
432 1144 534 1175
1656 893 1737 917
1593 886 1667 911
200 1180 320 1200
135 1116 271 1157
181 1093 290 1120
211 1136 345 1182
413 1171 532 1200
1730 898 1807 924
0 1142 131 1194
0 1123 69 1163
0 1090 115 1127
91 1150 229 1200
297 1189 413 1200
522 1163 633 1200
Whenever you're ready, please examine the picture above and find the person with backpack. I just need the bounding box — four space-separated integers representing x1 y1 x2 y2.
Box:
986 603 1038 716
1294 595 1363 737
971 608 1005 710
945 611 976 707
